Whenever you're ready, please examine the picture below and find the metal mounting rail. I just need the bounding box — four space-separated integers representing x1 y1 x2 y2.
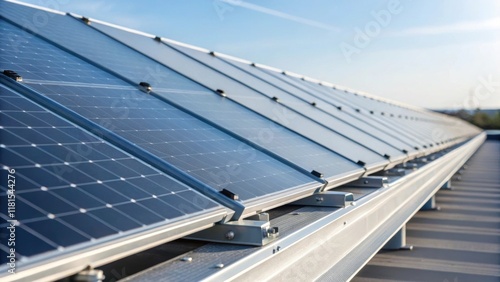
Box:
123 133 485 282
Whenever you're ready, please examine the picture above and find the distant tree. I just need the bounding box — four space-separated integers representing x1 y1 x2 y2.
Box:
471 112 491 128
440 109 500 130
491 111 500 129
454 109 472 122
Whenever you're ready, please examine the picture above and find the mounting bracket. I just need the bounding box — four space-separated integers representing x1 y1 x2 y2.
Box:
289 191 354 207
185 218 279 246
440 179 452 190
383 225 413 251
396 162 419 170
381 168 407 177
71 266 104 282
345 176 388 188
412 157 429 164
420 195 440 211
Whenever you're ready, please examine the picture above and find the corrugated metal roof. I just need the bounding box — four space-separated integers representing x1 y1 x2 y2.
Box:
354 140 500 281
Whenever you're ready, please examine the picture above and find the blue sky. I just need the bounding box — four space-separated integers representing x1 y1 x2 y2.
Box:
16 0 500 109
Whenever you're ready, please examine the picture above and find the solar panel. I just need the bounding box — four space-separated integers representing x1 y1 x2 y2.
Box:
16 20 367 181
0 16 322 215
283 76 478 147
259 69 435 149
83 20 391 172
220 58 420 156
160 43 409 161
0 4 370 180
0 84 227 264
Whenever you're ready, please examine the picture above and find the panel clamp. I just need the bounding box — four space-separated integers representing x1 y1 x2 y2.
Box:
185 212 279 246
289 191 354 208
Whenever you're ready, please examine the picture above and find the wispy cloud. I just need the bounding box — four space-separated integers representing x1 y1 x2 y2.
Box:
219 0 339 32
389 17 500 36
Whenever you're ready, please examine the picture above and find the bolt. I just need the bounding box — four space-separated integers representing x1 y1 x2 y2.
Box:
181 257 192 262
215 263 224 269
267 227 279 238
225 231 235 240
315 196 324 202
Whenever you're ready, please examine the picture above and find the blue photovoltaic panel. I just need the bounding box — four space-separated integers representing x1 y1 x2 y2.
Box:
221 58 419 155
0 4 368 178
150 91 365 180
258 68 433 149
0 84 225 263
82 20 389 169
0 0 387 171
15 20 366 178
279 74 478 147
0 18 320 205
161 43 407 161
308 85 439 143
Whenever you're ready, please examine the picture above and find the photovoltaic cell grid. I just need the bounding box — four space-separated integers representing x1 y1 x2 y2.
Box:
258 69 437 148
151 92 365 178
283 74 480 145
86 21 389 168
0 85 223 263
220 58 419 154
315 85 477 145
161 42 407 161
1 3 386 169
0 3 366 178
0 18 319 202
23 15 365 178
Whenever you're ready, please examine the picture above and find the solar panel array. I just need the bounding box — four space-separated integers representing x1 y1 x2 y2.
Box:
0 0 482 278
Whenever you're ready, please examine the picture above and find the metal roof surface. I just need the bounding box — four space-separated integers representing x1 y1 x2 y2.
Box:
353 139 500 282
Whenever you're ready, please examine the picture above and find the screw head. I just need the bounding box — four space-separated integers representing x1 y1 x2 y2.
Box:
215 263 224 269
181 257 192 262
267 226 279 238
225 231 235 240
